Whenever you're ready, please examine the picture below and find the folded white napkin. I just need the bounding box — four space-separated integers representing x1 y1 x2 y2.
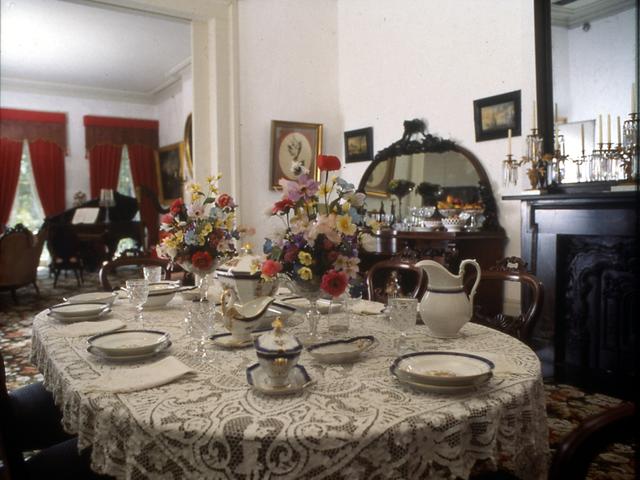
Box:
462 352 529 376
83 356 194 393
55 319 125 337
349 299 386 315
278 297 334 313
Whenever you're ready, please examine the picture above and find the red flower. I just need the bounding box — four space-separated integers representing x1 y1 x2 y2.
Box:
317 155 341 171
216 193 234 208
272 198 295 214
321 270 349 297
261 259 283 277
160 213 173 224
191 251 213 271
170 198 184 215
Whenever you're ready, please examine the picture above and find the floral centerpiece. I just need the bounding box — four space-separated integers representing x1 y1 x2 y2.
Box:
156 175 240 297
260 155 365 303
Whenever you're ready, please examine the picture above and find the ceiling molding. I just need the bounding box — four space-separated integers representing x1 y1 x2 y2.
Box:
0 77 156 104
551 0 635 28
75 0 232 22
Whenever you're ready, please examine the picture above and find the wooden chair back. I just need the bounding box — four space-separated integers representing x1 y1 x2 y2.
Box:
365 258 427 303
98 256 172 291
465 256 544 345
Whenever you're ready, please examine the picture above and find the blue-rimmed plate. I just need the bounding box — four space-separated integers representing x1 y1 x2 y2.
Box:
391 351 494 387
88 330 169 356
307 336 376 363
246 363 313 396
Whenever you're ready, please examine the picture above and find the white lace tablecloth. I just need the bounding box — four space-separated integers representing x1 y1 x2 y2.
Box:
31 298 549 480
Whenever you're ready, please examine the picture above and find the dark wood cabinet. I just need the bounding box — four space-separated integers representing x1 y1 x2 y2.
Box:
505 191 639 399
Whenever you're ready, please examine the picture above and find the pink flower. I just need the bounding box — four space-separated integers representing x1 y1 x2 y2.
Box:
317 155 341 171
216 193 234 208
160 213 173 224
321 270 349 297
191 251 213 271
272 198 295 214
170 198 184 215
261 259 283 278
187 203 205 218
279 175 319 202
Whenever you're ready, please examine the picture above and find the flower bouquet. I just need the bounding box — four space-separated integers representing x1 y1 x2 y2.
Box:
260 155 365 340
156 175 239 299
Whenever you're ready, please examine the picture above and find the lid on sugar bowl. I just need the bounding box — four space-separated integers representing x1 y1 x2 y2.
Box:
254 317 303 358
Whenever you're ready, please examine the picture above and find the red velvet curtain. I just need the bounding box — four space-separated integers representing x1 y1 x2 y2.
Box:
0 138 23 225
29 139 66 217
128 144 160 246
89 144 122 198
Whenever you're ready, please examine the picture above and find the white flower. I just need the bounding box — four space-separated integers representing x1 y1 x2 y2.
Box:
360 233 377 252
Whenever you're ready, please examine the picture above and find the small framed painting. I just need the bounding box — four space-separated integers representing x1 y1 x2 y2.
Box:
270 120 323 189
344 127 373 163
473 90 521 142
155 142 184 205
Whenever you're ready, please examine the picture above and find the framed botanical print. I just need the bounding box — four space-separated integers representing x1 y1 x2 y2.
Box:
155 142 184 205
270 120 323 189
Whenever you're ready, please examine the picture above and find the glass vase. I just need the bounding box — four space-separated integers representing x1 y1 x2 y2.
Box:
285 277 323 344
177 257 219 303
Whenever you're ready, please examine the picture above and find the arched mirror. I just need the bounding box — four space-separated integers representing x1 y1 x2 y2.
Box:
358 119 501 231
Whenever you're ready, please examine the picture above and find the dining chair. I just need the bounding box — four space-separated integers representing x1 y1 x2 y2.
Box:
98 255 173 291
48 224 84 288
0 352 112 480
365 258 427 304
465 256 544 346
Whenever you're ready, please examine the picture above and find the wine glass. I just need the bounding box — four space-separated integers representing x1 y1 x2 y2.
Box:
126 279 149 328
186 301 216 358
387 297 418 354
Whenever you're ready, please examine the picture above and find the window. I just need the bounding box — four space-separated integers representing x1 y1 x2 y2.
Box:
117 145 135 197
9 140 44 232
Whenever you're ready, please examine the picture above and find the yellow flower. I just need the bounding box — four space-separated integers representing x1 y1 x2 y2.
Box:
341 202 351 212
298 251 313 266
319 183 331 196
298 267 313 280
250 259 261 275
336 214 357 236
201 223 213 236
189 183 202 193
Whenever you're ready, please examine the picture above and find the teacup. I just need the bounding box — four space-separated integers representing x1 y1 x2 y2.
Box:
254 318 302 387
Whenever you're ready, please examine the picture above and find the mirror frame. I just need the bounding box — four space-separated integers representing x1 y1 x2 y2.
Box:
534 0 555 156
357 119 502 231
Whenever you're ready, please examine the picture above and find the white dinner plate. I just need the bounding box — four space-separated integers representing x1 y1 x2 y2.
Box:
87 340 172 362
48 308 112 323
307 336 376 363
49 302 111 318
88 330 170 356
391 352 494 387
65 291 117 306
246 363 313 396
390 364 486 394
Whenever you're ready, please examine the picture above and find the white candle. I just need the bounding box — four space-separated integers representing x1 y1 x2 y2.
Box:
598 114 603 144
617 116 622 144
533 101 537 129
607 114 611 144
632 82 637 114
581 124 585 154
507 128 512 155
554 103 558 123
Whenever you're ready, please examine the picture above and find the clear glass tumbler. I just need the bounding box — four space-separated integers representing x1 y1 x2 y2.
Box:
388 297 418 354
143 265 162 283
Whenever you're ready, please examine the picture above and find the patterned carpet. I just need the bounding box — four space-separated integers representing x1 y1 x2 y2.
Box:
0 269 635 479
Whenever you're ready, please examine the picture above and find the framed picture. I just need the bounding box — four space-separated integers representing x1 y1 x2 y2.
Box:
155 142 184 205
270 120 323 189
344 127 373 163
364 158 396 198
473 90 521 142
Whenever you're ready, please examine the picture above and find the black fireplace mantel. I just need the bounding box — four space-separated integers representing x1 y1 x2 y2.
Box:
504 191 639 399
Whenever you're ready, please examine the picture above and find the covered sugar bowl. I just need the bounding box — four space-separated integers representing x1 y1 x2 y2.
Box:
254 318 303 387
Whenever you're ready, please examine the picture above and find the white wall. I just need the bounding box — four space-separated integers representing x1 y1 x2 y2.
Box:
1 75 193 209
336 2 537 264
237 0 340 244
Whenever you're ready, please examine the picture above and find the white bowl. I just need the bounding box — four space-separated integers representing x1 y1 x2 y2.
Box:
442 217 467 232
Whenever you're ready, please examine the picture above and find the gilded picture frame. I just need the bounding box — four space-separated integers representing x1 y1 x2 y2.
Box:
155 142 184 205
270 120 323 189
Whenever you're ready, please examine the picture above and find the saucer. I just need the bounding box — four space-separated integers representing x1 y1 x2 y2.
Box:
87 340 172 362
48 308 111 323
211 332 253 348
246 364 313 396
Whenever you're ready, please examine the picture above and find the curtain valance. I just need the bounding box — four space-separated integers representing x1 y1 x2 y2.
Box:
84 115 159 152
0 108 67 152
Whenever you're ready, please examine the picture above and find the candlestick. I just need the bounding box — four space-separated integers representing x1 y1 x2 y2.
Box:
507 128 512 155
617 115 621 145
598 114 603 144
607 114 611 144
581 124 585 154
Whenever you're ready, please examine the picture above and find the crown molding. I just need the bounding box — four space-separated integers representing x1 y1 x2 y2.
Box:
552 0 635 29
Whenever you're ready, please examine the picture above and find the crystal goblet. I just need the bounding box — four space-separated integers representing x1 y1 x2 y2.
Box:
126 279 149 328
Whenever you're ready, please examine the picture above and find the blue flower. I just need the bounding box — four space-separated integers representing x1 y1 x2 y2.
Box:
184 229 198 246
263 238 273 254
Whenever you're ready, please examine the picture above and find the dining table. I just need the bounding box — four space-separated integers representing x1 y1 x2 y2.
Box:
30 294 549 480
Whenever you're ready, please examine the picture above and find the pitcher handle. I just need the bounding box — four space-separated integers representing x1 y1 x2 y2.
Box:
459 259 481 309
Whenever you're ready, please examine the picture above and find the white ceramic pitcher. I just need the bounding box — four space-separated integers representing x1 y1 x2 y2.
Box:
414 259 481 338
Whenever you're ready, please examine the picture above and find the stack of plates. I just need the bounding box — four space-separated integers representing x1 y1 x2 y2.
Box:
48 302 111 323
65 291 117 307
87 330 171 361
390 352 494 393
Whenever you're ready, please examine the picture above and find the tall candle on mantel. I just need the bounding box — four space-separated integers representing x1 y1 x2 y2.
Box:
581 124 585 154
507 128 512 155
617 116 622 145
633 82 637 114
598 114 603 144
607 114 611 144
533 101 537 129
